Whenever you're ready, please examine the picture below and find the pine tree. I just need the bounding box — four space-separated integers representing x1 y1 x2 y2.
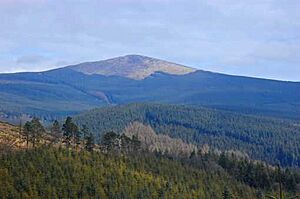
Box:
82 125 89 140
74 128 82 148
22 118 45 148
85 132 95 152
62 117 79 148
30 117 45 148
222 186 232 199
102 131 118 151
219 152 229 169
50 120 62 144
22 121 32 148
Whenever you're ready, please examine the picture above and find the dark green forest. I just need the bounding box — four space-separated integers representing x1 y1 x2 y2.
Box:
2 147 299 199
1 116 300 199
74 103 300 167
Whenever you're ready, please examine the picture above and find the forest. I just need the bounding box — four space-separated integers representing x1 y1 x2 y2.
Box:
0 147 259 199
74 103 300 167
1 116 300 198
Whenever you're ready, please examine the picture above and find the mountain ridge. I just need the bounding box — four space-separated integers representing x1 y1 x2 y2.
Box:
0 54 299 121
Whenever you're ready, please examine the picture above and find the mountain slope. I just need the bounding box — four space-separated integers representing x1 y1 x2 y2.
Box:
74 103 300 167
67 54 196 79
0 121 24 153
0 55 299 120
0 71 106 121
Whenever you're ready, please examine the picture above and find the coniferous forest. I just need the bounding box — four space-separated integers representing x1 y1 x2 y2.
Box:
74 103 300 167
1 114 300 199
0 147 258 199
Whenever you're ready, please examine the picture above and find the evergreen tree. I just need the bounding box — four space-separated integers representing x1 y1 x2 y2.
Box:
82 124 89 140
222 186 232 199
74 128 82 147
22 117 45 148
102 131 118 151
219 152 229 169
62 117 79 148
30 117 45 148
85 132 95 152
50 120 62 144
22 121 32 148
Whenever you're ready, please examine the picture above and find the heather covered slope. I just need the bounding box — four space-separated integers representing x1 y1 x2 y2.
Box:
74 103 300 167
67 54 196 79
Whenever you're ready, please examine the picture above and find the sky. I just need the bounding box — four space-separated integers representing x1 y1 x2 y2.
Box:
0 0 299 81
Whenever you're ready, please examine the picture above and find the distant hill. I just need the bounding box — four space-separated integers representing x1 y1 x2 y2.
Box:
0 55 299 120
67 54 196 79
74 103 300 167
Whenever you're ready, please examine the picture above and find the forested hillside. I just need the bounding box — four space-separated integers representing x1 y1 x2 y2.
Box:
1 117 300 198
0 147 289 199
1 55 300 121
74 103 300 167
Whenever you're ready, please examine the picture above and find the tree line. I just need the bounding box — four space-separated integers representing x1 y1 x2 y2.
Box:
20 116 142 154
20 116 95 152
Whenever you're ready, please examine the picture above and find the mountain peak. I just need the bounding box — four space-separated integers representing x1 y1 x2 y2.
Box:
67 55 196 80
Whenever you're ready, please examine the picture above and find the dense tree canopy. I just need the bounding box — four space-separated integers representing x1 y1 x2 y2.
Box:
74 103 300 167
0 147 260 199
1 118 300 198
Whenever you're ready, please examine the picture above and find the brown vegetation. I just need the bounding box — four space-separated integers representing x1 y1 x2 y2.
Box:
0 121 25 153
69 55 196 79
123 122 197 156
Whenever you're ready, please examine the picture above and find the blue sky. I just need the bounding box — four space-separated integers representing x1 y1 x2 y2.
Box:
0 0 299 81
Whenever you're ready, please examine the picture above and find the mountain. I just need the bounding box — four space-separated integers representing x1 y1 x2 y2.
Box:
74 103 300 167
0 55 299 121
67 54 196 79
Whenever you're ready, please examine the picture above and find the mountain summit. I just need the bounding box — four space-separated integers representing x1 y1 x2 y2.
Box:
67 55 196 79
